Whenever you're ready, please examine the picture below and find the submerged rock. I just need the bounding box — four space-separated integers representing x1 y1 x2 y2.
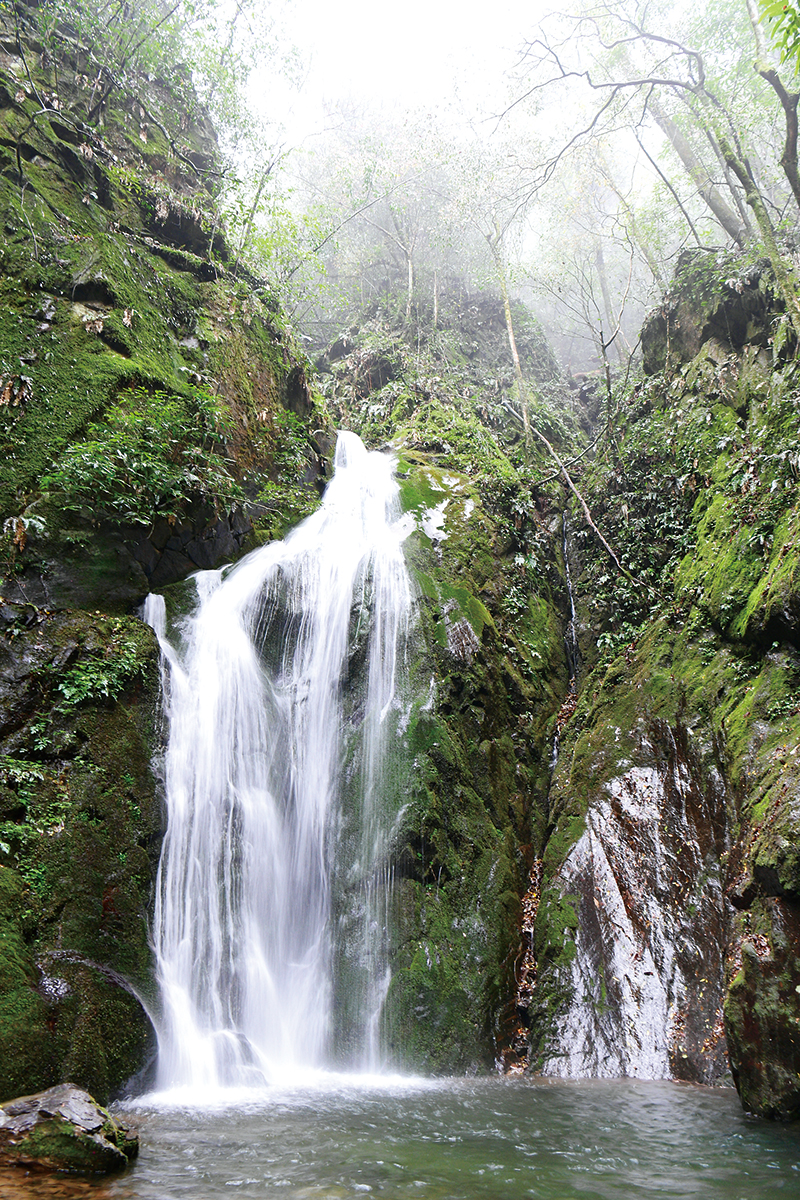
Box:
0 1083 138 1174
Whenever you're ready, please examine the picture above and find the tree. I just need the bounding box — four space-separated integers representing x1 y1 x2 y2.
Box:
502 0 800 337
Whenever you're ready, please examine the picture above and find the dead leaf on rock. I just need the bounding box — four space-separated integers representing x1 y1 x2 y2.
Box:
0 375 32 408
12 517 27 552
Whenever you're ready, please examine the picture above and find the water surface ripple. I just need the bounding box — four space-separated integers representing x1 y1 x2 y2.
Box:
6 1077 795 1200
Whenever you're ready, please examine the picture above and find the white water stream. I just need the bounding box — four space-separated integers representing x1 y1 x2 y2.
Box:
143 431 413 1090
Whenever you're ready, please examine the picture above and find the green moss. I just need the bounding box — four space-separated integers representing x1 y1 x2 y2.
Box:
0 866 54 1099
3 1114 133 1174
732 507 800 639
676 494 762 633
526 886 579 1071
0 609 161 1100
724 899 800 1119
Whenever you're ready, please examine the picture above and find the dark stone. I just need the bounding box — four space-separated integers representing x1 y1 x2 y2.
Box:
640 250 773 375
285 364 312 416
0 1084 138 1175
0 526 151 614
148 547 195 588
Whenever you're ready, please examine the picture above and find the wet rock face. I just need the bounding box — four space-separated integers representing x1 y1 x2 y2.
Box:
0 605 160 1103
1 505 256 613
724 897 800 1119
537 722 730 1085
532 244 800 1117
0 1084 137 1174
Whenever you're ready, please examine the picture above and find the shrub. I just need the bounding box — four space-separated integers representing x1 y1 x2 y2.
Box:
43 386 244 527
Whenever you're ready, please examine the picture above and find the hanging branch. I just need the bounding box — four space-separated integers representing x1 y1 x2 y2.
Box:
85 1 181 121
746 0 800 209
481 221 630 579
232 147 286 273
532 422 632 582
633 129 714 250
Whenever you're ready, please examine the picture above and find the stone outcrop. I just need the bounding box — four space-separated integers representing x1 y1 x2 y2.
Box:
537 723 729 1083
0 1083 137 1174
640 250 775 375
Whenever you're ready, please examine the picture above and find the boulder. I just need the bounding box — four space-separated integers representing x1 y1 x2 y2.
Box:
0 1083 138 1175
640 250 773 375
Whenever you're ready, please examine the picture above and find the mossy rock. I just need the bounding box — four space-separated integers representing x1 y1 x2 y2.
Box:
0 608 161 1100
0 1083 137 1174
0 866 54 1100
725 899 800 1119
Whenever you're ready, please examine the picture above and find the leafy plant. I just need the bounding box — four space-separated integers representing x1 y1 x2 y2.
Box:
57 638 145 706
759 0 800 72
255 409 319 538
43 386 244 527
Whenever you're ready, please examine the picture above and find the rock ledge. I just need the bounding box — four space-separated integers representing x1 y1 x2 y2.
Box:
0 1083 138 1175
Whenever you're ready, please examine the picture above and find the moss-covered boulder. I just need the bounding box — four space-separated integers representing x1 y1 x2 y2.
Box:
0 603 159 1101
0 1083 137 1174
640 250 776 375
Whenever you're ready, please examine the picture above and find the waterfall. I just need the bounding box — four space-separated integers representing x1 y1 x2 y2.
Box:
144 431 413 1090
561 514 580 687
551 514 581 770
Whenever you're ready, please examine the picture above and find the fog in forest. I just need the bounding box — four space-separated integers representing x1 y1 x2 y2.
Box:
211 0 794 381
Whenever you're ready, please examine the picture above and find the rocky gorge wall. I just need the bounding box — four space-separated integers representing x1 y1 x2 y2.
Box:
530 251 800 1118
0 9 797 1122
320 255 800 1119
314 297 576 1071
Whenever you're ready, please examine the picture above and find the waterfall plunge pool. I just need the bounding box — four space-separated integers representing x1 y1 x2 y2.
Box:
4 1076 798 1199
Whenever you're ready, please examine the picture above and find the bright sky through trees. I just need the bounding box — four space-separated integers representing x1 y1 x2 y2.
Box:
268 0 553 144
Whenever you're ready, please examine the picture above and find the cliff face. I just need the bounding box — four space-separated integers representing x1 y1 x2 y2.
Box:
531 251 800 1118
316 296 576 1071
324 255 800 1117
0 19 326 1102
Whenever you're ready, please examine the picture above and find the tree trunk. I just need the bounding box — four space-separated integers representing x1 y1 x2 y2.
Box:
487 235 531 446
594 237 627 365
484 230 629 580
745 0 800 211
719 133 800 340
648 95 749 246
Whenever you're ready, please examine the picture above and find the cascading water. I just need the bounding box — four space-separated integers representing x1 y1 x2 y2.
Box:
143 431 413 1090
561 515 580 688
550 514 581 769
